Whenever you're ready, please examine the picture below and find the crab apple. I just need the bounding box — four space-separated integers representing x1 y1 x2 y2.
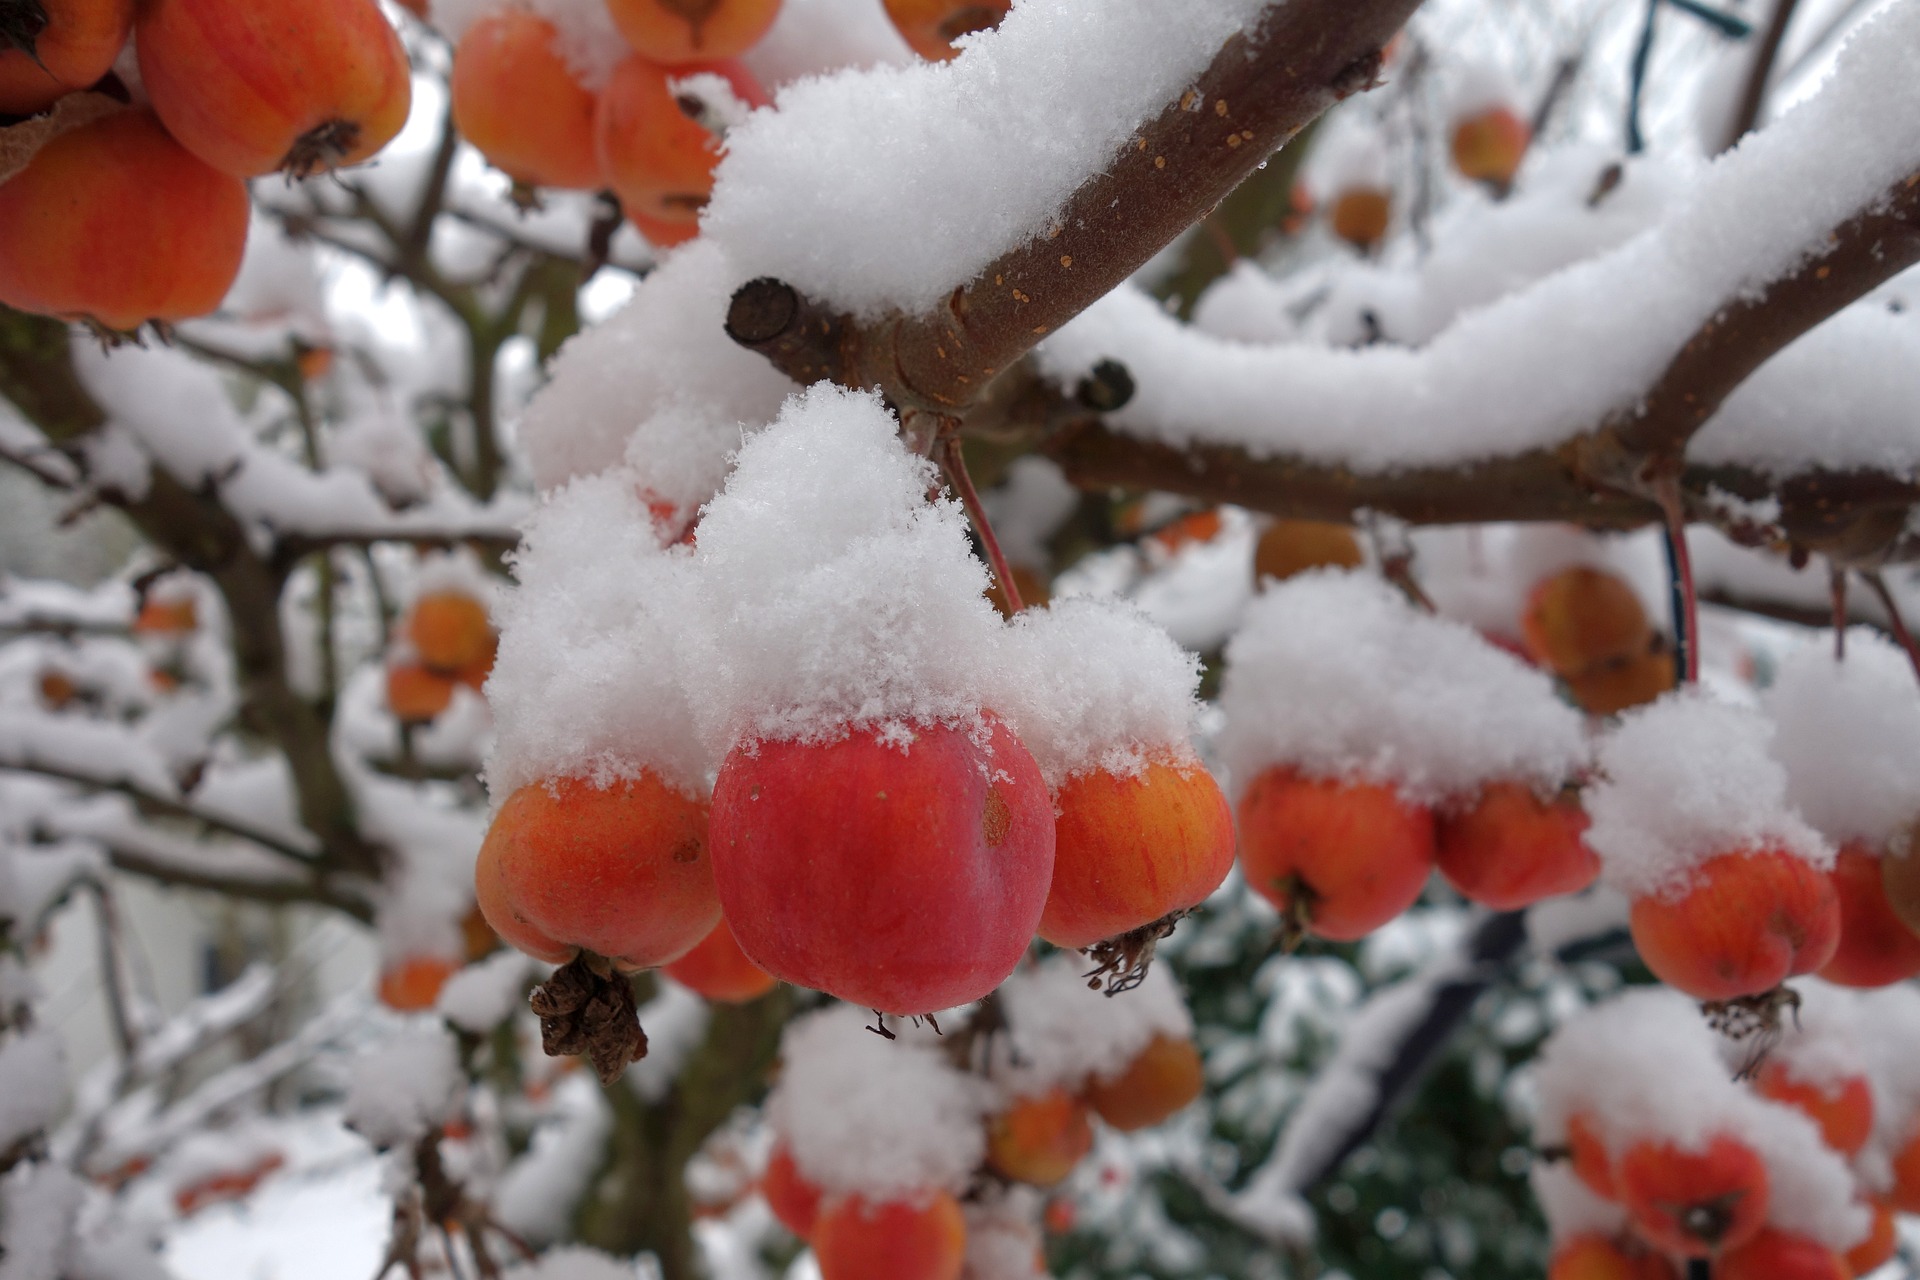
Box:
1628 849 1840 1002
1616 1134 1769 1257
1084 1033 1204 1132
661 917 777 1003
1521 567 1652 680
136 0 411 177
451 11 602 191
407 591 493 675
134 596 198 635
626 208 703 250
386 662 456 725
0 0 134 115
1252 519 1364 583
761 1144 822 1238
1435 781 1597 910
475 773 720 970
1236 767 1435 942
1565 648 1677 717
708 717 1053 1015
596 53 767 231
1844 1200 1896 1276
1889 1128 1920 1214
1717 1228 1849 1280
986 1089 1094 1187
812 1192 967 1280
453 635 497 693
37 668 78 710
1329 186 1391 251
1566 1111 1617 1199
883 0 1012 61
0 109 248 331
1751 1058 1873 1156
1450 104 1530 188
1547 1236 1680 1280
604 0 782 65
1037 756 1235 950
377 954 459 1012
1148 509 1224 555
1878 841 1920 939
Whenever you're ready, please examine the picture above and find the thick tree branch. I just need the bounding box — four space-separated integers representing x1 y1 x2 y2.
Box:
728 0 1422 414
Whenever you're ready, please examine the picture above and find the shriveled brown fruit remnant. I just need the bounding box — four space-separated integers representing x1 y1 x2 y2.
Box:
1083 909 1185 996
529 954 649 1082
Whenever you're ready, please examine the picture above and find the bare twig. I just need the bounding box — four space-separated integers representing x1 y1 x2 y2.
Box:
1722 0 1802 151
1860 569 1920 684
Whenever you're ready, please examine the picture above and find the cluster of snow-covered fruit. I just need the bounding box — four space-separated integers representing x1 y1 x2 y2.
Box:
1531 980 1920 1279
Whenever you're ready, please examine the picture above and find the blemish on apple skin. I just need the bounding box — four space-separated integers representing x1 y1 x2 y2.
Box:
981 787 1012 847
749 785 760 800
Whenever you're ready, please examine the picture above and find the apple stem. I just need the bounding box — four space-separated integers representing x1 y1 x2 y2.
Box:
937 425 1024 615
1654 476 1699 684
1858 569 1920 685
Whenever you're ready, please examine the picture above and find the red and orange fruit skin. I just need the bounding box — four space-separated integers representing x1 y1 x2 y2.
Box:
1565 1111 1616 1200
811 1192 967 1280
387 662 457 724
0 109 248 330
709 717 1054 1016
452 11 603 191
378 954 459 1012
1716 1228 1849 1280
1435 781 1597 910
1889 1127 1920 1214
761 1144 822 1239
1236 767 1435 942
882 0 1012 61
596 53 767 232
1820 843 1920 987
1751 1059 1874 1157
1547 1235 1680 1280
0 0 134 115
1084 1034 1205 1132
603 0 783 66
408 592 493 674
136 0 411 177
1037 756 1235 950
1521 567 1652 680
1844 1200 1897 1276
1450 104 1531 188
475 773 720 970
1615 1134 1769 1258
1329 187 1391 251
1628 849 1840 1002
661 917 778 1003
986 1088 1094 1188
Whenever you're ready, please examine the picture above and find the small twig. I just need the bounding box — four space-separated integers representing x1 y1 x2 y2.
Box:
1721 0 1802 151
938 426 1023 614
1654 477 1699 683
1625 0 1660 155
1528 54 1582 141
85 881 141 1063
0 759 322 866
1859 570 1920 685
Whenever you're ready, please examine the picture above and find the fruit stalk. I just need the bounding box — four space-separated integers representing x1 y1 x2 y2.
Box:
938 425 1023 614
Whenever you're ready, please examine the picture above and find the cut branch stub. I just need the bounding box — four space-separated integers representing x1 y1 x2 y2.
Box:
724 277 858 388
529 955 649 1083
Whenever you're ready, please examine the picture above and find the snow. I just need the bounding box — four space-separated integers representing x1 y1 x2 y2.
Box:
437 950 538 1033
683 384 1005 749
990 598 1201 787
495 1073 613 1243
1217 571 1590 803
989 955 1192 1097
518 240 794 495
483 470 709 800
978 456 1079 572
742 0 915 92
0 1163 84 1280
766 1005 991 1199
1850 983 1920 1193
1528 1163 1623 1244
704 0 1273 320
1035 1 1920 477
1584 688 1831 899
504 1247 648 1280
342 1026 463 1149
1532 988 1867 1251
1763 630 1920 848
0 1031 67 1154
